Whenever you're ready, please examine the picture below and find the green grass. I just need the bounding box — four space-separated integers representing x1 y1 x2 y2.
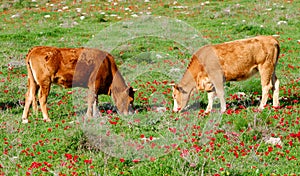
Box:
1 0 299 175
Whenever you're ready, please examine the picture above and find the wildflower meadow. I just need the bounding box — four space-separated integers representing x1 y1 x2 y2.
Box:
0 0 299 175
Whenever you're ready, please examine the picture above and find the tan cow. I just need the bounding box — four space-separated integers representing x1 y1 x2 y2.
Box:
172 36 280 113
22 46 135 123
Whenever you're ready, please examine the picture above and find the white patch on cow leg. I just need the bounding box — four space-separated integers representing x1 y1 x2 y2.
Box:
259 84 271 110
205 91 215 113
220 97 226 113
273 78 280 107
214 88 226 113
173 99 179 112
86 90 96 118
92 100 101 117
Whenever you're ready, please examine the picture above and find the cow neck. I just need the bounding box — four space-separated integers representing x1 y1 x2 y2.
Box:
111 70 128 91
178 56 198 92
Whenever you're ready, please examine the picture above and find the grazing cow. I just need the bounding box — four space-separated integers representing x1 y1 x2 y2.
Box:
21 46 135 123
172 36 280 113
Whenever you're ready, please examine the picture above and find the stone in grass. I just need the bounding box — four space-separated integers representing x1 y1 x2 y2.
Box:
265 137 282 146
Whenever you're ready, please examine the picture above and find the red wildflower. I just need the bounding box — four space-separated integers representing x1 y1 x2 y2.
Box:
132 159 140 163
84 159 92 164
169 127 176 134
41 167 48 172
288 140 293 146
65 153 73 160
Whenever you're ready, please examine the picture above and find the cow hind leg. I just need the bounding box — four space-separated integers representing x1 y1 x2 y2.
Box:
258 64 274 110
272 74 280 107
38 83 51 122
22 79 38 123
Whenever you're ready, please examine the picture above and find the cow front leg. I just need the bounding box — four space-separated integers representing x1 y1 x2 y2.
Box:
213 84 226 113
39 84 51 122
93 94 101 117
205 91 216 113
86 89 96 118
217 91 226 113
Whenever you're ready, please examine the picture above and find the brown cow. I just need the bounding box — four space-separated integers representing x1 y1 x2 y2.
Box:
21 46 135 123
172 36 280 113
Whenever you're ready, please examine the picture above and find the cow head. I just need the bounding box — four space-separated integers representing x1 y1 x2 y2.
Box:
171 84 190 112
111 86 136 115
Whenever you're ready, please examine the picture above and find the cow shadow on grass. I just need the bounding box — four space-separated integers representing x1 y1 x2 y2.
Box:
93 94 299 115
0 101 23 111
179 93 300 113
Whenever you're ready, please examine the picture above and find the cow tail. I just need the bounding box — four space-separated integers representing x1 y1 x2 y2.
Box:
271 39 280 89
275 43 280 63
25 52 38 86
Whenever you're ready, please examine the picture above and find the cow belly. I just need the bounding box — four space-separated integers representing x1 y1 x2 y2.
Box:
224 65 258 81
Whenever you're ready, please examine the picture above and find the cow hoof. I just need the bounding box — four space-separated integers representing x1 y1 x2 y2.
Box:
258 106 264 111
22 119 29 124
43 118 52 122
272 105 280 110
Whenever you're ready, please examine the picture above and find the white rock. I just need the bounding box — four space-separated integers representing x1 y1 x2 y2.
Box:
62 6 69 10
11 14 20 18
277 21 288 25
76 8 82 13
265 137 282 145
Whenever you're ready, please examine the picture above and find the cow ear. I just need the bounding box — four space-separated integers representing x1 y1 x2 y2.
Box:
205 82 214 91
178 86 186 93
202 77 214 91
129 96 134 102
202 77 210 90
171 84 179 90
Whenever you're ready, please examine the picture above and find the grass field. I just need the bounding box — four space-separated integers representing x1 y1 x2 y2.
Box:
0 0 299 175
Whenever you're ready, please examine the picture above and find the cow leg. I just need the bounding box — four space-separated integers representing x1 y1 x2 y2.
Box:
93 94 101 117
205 91 216 113
38 82 51 122
32 85 40 117
86 89 96 118
272 74 280 107
21 79 38 123
216 89 226 113
213 84 226 113
258 64 273 110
